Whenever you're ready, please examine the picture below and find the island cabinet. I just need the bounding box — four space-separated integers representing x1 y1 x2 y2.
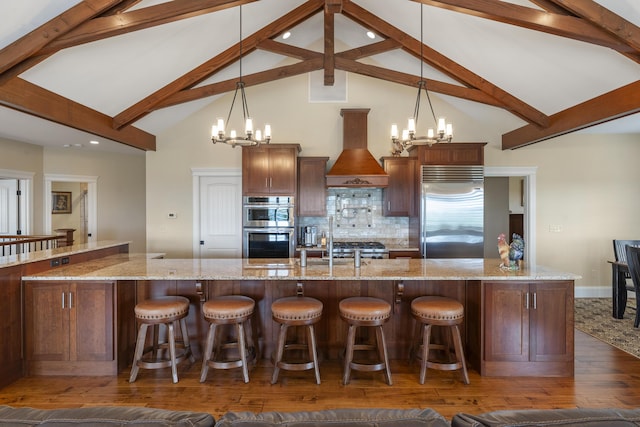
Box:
297 157 328 216
0 265 22 387
381 156 418 217
23 280 136 376
480 280 574 377
242 144 300 195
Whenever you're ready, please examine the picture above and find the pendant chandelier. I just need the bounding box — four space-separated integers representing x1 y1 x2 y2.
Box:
391 3 452 156
211 5 271 147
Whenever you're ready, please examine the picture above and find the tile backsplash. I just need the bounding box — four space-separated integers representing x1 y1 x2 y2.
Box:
298 188 409 247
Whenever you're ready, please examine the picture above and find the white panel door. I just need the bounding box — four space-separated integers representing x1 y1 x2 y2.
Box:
0 179 18 235
199 175 242 258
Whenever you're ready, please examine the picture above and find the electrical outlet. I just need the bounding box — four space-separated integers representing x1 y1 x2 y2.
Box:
167 212 177 219
548 224 562 233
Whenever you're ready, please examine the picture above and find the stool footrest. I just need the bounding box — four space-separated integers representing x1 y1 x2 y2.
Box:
350 361 386 372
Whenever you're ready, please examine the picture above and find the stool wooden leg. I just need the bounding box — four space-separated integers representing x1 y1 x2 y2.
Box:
452 324 470 384
168 321 179 383
200 323 217 382
306 325 321 385
236 322 249 383
179 317 195 363
375 325 392 386
419 323 432 385
343 324 357 385
271 323 289 384
129 323 148 383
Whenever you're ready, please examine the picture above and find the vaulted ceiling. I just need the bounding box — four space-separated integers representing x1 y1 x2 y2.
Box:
0 0 639 153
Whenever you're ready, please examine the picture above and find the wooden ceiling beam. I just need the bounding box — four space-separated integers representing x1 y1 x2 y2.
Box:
324 5 336 85
335 58 503 107
342 1 550 128
546 0 640 53
113 0 325 130
38 0 256 55
338 39 402 60
0 0 125 75
157 59 324 109
325 0 342 14
0 78 155 151
412 0 640 60
257 39 323 61
502 80 640 150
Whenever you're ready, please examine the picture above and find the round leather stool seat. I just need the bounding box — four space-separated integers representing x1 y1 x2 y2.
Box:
410 296 469 385
201 295 256 383
203 295 255 321
134 296 190 323
411 296 464 325
271 296 323 384
339 297 392 386
129 296 194 384
339 297 391 324
272 296 323 324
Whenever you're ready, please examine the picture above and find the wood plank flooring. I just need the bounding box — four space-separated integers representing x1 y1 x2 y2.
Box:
0 331 639 421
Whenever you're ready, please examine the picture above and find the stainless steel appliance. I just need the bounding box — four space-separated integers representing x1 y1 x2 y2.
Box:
331 241 388 259
421 165 484 258
243 196 295 258
243 196 294 228
299 225 318 247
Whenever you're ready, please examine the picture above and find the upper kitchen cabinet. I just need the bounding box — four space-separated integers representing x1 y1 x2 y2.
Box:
298 157 328 217
242 144 301 195
408 143 486 165
381 157 417 217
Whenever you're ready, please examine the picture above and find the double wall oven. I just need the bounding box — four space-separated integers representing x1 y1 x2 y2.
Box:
242 196 295 258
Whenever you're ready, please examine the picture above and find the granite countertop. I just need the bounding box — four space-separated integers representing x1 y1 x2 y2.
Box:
21 254 581 281
0 240 131 268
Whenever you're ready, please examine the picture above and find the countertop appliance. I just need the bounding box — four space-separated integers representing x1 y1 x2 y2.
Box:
331 241 388 259
421 165 484 258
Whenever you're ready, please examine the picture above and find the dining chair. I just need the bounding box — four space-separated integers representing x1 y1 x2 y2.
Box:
624 245 640 328
613 240 640 287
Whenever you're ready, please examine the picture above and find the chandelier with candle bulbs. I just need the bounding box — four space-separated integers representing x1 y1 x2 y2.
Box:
211 5 271 147
390 4 452 156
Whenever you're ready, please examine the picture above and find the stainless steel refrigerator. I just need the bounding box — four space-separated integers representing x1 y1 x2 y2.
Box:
420 165 484 258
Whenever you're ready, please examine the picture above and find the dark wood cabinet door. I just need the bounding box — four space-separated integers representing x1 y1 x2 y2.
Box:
73 282 115 361
242 146 271 194
0 266 25 386
529 281 574 362
268 146 297 195
483 281 529 362
24 282 70 362
297 157 328 216
382 157 417 217
409 143 486 165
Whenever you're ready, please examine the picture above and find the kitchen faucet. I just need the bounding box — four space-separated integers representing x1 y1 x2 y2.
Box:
328 215 334 268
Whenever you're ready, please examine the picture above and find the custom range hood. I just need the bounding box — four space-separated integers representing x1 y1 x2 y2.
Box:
326 108 389 188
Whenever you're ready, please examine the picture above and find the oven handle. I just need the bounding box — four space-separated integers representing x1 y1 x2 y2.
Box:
243 227 295 233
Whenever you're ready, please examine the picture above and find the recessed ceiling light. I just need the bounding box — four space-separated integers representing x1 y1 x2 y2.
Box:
282 31 291 40
90 140 99 145
366 31 376 39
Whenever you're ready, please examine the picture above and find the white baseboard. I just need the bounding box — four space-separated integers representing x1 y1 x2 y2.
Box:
575 286 611 298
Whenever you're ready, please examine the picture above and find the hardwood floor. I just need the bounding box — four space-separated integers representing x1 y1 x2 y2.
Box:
1 331 639 421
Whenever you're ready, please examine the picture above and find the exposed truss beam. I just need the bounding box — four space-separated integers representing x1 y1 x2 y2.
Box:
0 0 125 76
413 0 640 63
324 5 336 85
503 80 640 149
546 0 640 52
0 79 155 151
342 1 550 128
113 0 325 130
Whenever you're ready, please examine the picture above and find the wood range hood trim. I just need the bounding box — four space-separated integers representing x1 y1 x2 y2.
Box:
326 108 389 188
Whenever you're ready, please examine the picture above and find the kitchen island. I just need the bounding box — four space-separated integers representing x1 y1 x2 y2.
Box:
20 254 580 379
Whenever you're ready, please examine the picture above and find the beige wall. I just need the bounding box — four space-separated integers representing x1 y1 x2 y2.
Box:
148 73 640 293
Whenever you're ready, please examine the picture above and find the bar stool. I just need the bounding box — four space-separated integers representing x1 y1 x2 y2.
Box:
200 295 255 383
129 296 194 383
271 295 323 384
339 296 392 385
410 295 469 384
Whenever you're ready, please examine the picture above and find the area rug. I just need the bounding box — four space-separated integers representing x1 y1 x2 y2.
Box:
575 298 640 358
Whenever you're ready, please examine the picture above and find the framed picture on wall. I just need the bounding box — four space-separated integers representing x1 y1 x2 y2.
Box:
52 191 71 214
